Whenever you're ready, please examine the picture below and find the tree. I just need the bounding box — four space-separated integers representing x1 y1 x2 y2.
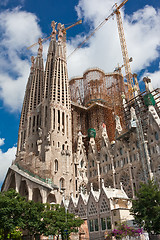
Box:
0 190 84 240
130 180 160 235
43 204 84 240
23 200 45 238
0 189 45 239
0 189 26 239
0 228 22 240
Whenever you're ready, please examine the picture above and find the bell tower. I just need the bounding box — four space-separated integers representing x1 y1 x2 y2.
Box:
15 21 73 202
40 21 73 196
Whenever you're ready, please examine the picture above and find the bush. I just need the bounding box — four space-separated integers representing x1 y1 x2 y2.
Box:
105 223 142 240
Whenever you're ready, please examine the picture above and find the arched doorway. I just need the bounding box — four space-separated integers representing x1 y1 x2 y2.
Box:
47 193 56 204
32 188 42 203
19 180 28 200
8 173 16 190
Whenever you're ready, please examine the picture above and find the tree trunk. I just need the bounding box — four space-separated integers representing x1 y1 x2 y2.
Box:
61 232 64 240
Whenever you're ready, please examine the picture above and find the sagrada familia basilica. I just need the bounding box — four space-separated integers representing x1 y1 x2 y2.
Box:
1 19 160 239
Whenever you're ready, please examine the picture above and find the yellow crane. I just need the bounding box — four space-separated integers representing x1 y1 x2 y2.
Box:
27 20 82 50
62 19 82 34
68 0 134 99
114 0 134 99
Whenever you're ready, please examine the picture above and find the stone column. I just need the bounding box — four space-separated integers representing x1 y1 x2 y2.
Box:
110 155 116 188
144 141 153 180
127 150 135 198
40 189 47 203
15 174 21 193
97 161 101 190
27 184 33 201
55 108 58 131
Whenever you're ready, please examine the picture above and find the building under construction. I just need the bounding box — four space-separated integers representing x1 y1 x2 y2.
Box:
1 0 160 238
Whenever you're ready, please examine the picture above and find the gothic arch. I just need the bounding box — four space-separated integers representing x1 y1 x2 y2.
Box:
47 193 56 204
135 166 145 189
119 171 132 198
119 171 130 188
88 195 98 216
32 188 42 203
59 178 65 191
99 197 110 213
79 182 87 195
8 173 16 190
19 180 28 200
55 159 58 172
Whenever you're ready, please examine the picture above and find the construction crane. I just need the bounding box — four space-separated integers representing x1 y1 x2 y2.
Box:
68 0 134 100
62 19 82 34
114 57 133 73
114 0 134 99
27 20 82 50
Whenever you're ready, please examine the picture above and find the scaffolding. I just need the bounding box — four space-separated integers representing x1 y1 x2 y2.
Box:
70 69 128 151
70 68 125 111
123 88 160 133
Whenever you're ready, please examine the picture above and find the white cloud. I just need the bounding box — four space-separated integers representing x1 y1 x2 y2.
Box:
0 143 16 183
142 62 160 89
67 0 160 88
0 138 5 147
125 6 160 73
0 2 160 112
0 8 42 112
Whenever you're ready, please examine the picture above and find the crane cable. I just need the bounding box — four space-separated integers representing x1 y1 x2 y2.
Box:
67 10 116 59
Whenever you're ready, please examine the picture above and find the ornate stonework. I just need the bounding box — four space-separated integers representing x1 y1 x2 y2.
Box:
1 21 160 208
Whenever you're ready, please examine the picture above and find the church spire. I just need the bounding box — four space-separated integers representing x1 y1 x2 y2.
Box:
42 21 71 136
39 21 73 199
16 20 73 202
43 21 70 109
17 40 44 154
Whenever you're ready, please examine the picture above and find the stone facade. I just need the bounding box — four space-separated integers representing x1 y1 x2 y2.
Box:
70 71 160 199
1 20 160 237
62 181 133 240
2 21 73 204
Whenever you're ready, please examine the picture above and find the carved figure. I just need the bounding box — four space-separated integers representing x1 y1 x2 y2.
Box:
47 131 51 143
130 107 137 121
23 140 26 151
51 20 57 34
57 23 64 41
115 115 122 133
38 38 43 55
38 127 42 138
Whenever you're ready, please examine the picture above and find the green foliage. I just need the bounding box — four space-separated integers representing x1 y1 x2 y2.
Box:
9 228 22 239
0 228 22 239
43 204 84 240
130 180 160 235
23 200 45 236
0 189 26 239
0 189 84 240
0 189 45 239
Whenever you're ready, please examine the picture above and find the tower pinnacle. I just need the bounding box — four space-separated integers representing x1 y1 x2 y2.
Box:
51 20 57 39
38 38 43 57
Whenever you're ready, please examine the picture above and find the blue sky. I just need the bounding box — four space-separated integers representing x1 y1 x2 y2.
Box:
0 0 160 187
